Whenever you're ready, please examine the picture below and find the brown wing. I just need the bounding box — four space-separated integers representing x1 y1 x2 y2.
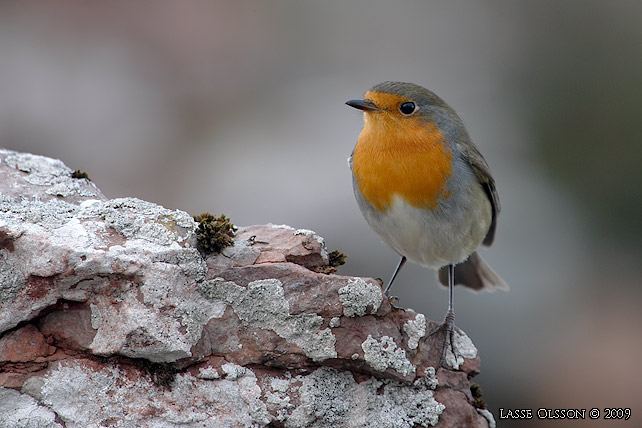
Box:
457 140 500 246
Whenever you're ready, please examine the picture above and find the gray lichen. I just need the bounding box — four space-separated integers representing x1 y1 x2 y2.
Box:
3 151 100 198
0 387 62 428
285 367 444 428
33 361 270 427
443 329 478 370
338 278 382 317
362 335 416 376
199 278 338 362
403 313 426 350
0 251 25 303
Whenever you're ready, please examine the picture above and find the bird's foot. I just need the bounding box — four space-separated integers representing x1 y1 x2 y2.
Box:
375 277 401 307
428 309 459 369
387 295 400 308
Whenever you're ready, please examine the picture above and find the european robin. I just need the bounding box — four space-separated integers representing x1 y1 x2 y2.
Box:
346 81 508 367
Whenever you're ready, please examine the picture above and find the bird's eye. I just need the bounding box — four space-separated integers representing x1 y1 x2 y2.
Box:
399 102 416 115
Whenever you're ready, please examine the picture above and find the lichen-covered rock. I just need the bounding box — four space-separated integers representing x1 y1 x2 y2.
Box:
0 149 494 428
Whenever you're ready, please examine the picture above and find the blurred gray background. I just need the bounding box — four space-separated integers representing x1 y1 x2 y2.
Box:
2 1 641 426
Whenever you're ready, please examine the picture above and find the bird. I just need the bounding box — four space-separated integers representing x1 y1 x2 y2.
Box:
346 81 508 368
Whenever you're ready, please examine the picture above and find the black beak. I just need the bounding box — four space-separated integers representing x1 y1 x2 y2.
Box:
345 98 380 112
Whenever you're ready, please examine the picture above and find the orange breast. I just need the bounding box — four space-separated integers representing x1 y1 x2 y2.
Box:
352 112 453 212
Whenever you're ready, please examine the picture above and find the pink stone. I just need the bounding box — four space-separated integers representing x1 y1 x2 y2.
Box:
0 325 56 363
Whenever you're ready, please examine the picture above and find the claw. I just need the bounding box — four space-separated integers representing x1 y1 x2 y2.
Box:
387 295 400 308
429 310 459 369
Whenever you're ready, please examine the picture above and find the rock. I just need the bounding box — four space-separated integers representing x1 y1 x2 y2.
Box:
0 387 62 428
0 149 494 427
0 324 56 363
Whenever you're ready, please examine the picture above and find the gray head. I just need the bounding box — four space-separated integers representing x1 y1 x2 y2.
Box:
369 81 451 109
346 81 458 121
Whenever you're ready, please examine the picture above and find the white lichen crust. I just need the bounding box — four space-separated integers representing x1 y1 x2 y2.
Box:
34 361 270 428
444 329 478 370
10 361 444 428
338 278 383 317
362 335 416 376
403 313 426 350
0 193 223 363
285 367 444 428
0 387 62 428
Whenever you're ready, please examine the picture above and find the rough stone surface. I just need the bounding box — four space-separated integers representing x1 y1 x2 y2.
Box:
0 149 494 427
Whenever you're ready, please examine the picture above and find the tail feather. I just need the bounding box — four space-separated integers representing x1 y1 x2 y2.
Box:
438 251 508 292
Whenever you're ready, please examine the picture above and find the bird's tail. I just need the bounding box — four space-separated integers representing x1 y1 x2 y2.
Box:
438 251 509 292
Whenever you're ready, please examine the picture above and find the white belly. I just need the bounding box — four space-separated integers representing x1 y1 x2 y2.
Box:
358 187 491 269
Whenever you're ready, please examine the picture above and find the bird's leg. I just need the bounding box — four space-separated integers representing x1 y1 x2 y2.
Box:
384 256 406 304
429 263 459 368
